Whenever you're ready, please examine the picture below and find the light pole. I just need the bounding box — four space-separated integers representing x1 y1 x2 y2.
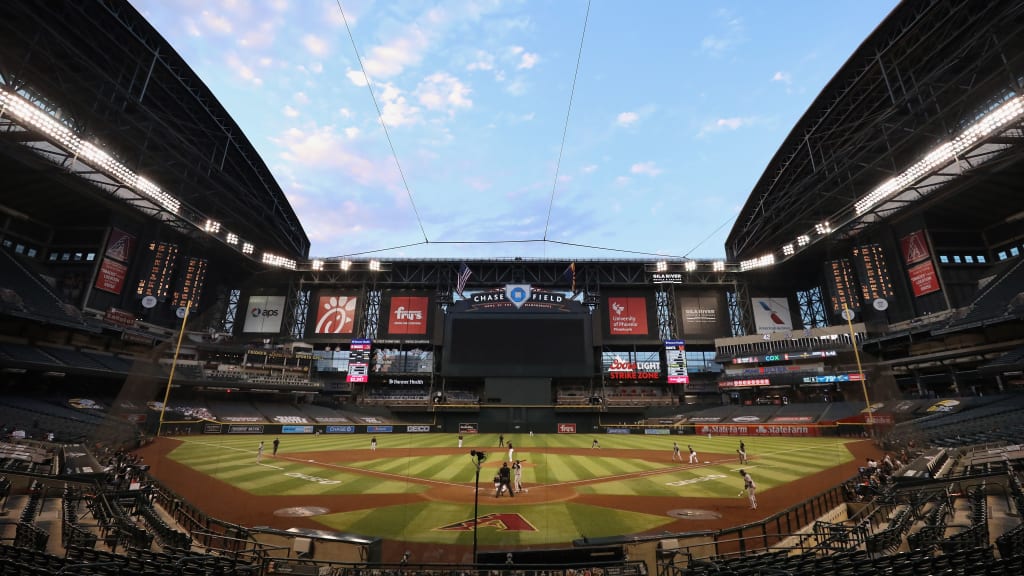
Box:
470 449 487 563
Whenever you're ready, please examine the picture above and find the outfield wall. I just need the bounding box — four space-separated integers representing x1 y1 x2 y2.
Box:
160 418 846 438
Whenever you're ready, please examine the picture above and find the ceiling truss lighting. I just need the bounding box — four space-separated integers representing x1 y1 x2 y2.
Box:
712 261 725 272
684 260 697 272
740 254 775 272
242 242 254 255
782 243 795 256
262 252 297 270
369 260 382 272
204 220 221 234
340 260 352 271
815 221 832 235
797 235 810 247
311 259 324 271
226 233 239 245
854 94 1024 216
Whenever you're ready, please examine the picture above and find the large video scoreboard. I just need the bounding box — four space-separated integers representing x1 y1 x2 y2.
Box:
443 314 592 378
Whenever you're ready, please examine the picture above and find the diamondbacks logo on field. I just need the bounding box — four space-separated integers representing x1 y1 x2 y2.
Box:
436 513 537 532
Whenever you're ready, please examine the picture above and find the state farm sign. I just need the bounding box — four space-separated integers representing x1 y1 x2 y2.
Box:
607 357 661 380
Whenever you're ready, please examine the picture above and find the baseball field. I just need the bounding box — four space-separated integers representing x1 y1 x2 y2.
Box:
139 432 876 560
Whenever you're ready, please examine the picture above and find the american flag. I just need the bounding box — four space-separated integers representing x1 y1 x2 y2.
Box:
456 262 473 297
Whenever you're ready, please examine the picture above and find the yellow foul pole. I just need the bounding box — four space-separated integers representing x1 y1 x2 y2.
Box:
158 301 191 437
843 305 873 432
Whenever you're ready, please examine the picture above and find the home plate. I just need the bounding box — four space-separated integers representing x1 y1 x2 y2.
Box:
668 509 721 520
274 506 330 517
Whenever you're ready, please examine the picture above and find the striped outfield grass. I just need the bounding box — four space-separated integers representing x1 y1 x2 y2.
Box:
167 434 857 500
165 434 859 543
312 500 674 546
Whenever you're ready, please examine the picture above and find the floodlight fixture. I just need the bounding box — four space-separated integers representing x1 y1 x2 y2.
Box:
740 254 775 272
712 261 725 272
311 259 324 271
797 235 810 247
262 253 296 270
204 220 221 234
340 260 352 271
655 260 668 272
684 260 697 272
815 221 832 235
369 260 381 272
242 242 254 255
855 93 1024 216
782 243 795 256
226 233 239 245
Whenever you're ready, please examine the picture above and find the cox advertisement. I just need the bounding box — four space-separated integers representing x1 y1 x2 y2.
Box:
367 425 393 434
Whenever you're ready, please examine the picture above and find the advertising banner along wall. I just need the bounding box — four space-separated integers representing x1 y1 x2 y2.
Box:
676 291 730 341
242 295 286 333
313 293 359 334
751 297 794 333
383 293 430 337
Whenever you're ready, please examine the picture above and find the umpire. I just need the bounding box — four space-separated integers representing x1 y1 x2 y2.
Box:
496 462 515 497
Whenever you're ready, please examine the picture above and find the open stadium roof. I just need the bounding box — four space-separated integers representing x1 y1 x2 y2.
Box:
0 0 309 258
727 0 1024 263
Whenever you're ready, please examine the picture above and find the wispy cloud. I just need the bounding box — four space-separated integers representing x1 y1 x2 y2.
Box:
225 53 262 85
772 71 792 84
466 50 495 71
283 105 299 118
302 34 329 56
378 83 420 127
200 10 233 34
517 52 539 69
630 161 662 177
617 111 639 127
697 116 760 137
271 123 396 188
700 8 745 57
416 73 473 114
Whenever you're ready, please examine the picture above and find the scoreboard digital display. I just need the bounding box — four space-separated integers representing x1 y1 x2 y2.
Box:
852 243 894 302
171 256 207 308
346 339 371 383
443 314 592 377
664 340 689 384
826 258 859 314
136 241 179 299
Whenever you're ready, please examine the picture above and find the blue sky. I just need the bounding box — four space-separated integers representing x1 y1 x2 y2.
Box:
132 0 898 261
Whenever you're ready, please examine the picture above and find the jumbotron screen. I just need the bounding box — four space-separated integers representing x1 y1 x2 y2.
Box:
442 314 593 377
